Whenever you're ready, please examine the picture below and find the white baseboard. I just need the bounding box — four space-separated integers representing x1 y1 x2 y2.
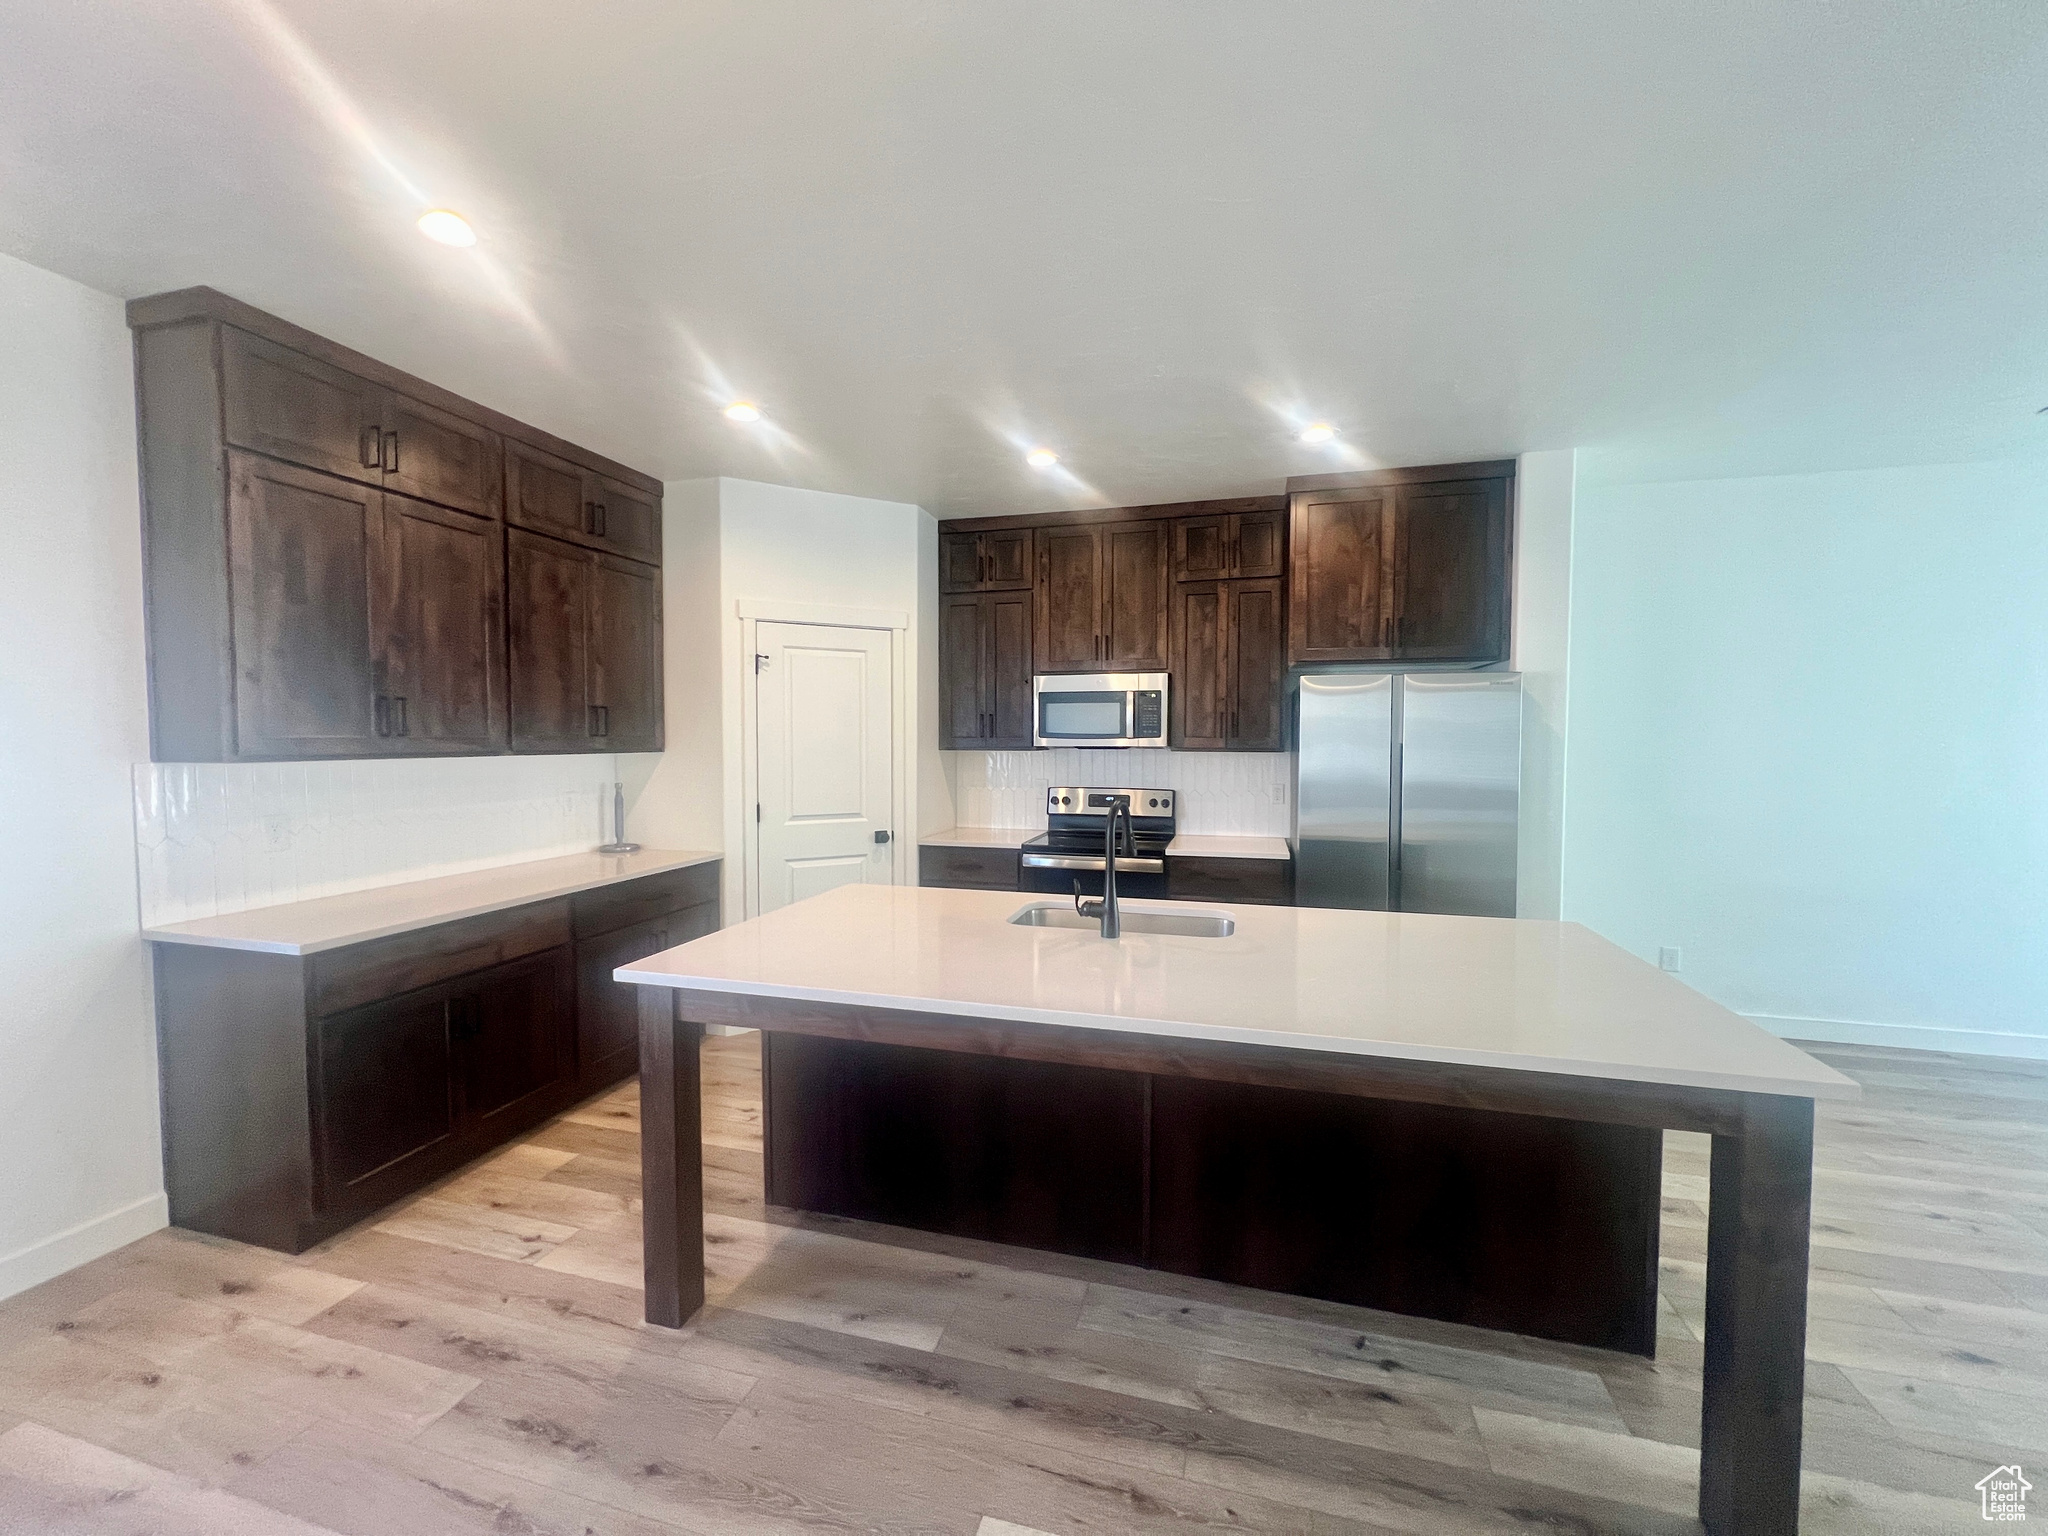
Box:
0 1192 168 1304
1749 1013 2048 1063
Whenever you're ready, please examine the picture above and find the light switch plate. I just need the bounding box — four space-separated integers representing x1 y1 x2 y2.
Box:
1658 946 1682 973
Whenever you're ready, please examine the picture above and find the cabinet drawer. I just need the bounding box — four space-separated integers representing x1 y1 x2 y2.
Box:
310 899 571 1016
571 862 721 938
919 845 1021 890
1167 856 1293 906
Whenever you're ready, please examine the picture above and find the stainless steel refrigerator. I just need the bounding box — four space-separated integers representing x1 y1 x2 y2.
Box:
1292 671 1522 917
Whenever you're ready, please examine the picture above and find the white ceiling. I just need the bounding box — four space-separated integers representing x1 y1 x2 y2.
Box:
5 2 2045 514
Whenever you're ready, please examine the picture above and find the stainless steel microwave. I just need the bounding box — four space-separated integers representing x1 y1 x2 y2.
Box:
1032 673 1169 748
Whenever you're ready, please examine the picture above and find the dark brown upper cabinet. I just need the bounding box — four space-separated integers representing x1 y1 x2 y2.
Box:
939 528 1032 593
1390 478 1511 660
506 439 662 564
507 529 663 754
224 453 385 759
221 454 506 760
377 492 507 754
130 286 664 760
1034 522 1168 673
1288 483 1398 664
938 590 1034 749
221 327 503 521
1286 462 1511 667
1173 507 1285 582
1171 576 1285 751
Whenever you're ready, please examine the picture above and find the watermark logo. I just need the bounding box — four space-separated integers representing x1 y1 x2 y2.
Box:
1979 1465 2031 1522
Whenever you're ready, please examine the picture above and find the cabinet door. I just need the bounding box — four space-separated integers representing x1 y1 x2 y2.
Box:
225 452 383 758
1226 577 1286 750
575 902 715 1088
986 589 1036 747
507 528 594 751
505 439 592 544
1101 523 1169 670
589 476 661 564
452 949 574 1133
1035 525 1102 672
313 991 453 1202
376 494 506 754
1288 487 1396 665
1392 479 1510 662
937 593 987 747
1174 517 1232 582
221 328 383 486
1231 509 1286 579
981 529 1033 590
1171 580 1228 750
380 392 502 520
939 532 985 594
591 554 663 751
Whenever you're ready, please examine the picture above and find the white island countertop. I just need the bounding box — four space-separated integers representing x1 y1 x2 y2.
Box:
144 848 720 957
618 884 1857 1102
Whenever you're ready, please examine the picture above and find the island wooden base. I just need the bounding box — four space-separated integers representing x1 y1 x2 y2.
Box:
638 987 1815 1536
762 1031 1665 1354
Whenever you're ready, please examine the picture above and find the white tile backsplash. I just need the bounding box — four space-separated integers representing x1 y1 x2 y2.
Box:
135 755 624 927
948 750 1292 836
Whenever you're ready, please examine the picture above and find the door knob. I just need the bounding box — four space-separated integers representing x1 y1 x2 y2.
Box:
874 830 892 844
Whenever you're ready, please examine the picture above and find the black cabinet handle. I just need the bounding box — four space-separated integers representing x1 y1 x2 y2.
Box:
381 430 398 472
392 695 407 737
592 502 607 538
359 426 381 469
374 694 389 737
588 704 610 738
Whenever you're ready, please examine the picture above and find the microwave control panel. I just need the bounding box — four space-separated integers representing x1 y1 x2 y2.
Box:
1133 690 1163 739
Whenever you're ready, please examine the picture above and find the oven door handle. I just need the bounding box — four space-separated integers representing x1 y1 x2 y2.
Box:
1020 853 1166 874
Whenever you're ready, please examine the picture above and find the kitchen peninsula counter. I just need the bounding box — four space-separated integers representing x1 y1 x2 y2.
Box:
618 884 1852 1100
623 883 1853 1536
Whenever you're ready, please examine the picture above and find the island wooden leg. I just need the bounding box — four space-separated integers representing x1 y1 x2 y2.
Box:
1699 1092 1814 1536
638 986 704 1328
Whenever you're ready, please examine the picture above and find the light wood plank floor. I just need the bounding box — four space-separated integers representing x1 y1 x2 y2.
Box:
0 1037 2039 1533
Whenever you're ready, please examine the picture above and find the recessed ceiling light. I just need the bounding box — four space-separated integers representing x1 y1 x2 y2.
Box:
416 209 476 247
1025 448 1059 469
723 401 762 423
1298 422 1337 445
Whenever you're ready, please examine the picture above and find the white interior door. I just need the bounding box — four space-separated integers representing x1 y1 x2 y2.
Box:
753 621 895 914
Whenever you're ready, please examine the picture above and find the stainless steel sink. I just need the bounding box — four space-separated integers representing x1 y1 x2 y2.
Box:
1007 900 1236 938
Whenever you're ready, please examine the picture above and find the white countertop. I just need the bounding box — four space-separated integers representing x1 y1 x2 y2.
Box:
143 848 721 957
920 828 1290 861
917 827 1042 849
1165 834 1291 861
618 884 1858 1102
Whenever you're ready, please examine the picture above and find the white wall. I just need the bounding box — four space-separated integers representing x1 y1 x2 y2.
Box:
0 253 167 1298
1511 449 1577 919
630 477 932 919
1563 457 2048 1058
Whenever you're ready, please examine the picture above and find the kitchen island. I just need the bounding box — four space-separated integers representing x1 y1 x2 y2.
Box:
619 883 1856 1536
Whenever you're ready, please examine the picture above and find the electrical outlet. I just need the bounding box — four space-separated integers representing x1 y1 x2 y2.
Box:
1270 783 1287 806
1658 946 1682 973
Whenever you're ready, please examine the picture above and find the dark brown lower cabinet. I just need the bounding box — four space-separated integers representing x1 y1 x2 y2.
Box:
763 1034 1662 1353
1166 855 1292 905
312 947 572 1218
155 860 718 1254
917 844 1021 890
574 895 718 1092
